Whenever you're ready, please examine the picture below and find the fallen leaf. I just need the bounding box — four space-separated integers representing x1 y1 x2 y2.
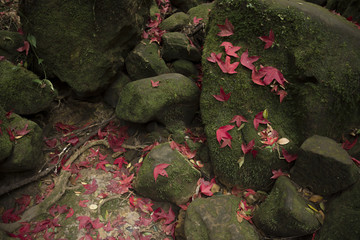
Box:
220 138 232 148
79 200 89 207
217 55 239 74
261 66 287 86
153 163 170 182
240 49 260 70
193 16 203 25
83 179 98 195
241 139 255 154
270 169 289 179
217 18 234 37
16 41 30 55
220 41 241 58
259 29 275 49
151 80 160 87
14 124 31 137
230 115 247 127
207 52 222 63
277 90 287 103
277 138 289 145
253 111 270 130
216 125 234 144
113 156 128 169
342 137 357 150
282 148 298 163
66 208 74 219
213 86 231 102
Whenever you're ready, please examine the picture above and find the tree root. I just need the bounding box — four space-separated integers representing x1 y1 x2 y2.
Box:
0 139 109 233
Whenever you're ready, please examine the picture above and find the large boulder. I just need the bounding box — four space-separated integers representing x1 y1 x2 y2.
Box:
291 135 359 196
326 0 360 22
0 60 56 115
184 195 261 240
115 73 200 128
200 0 360 188
0 30 24 62
133 143 201 205
20 0 152 95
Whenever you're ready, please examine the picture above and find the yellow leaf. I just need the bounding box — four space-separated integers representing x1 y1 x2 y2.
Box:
307 204 319 212
263 109 269 119
309 195 323 203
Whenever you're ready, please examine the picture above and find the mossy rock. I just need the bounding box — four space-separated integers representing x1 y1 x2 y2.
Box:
125 41 170 80
172 59 198 79
171 0 209 12
316 179 360 240
20 0 152 95
115 73 200 127
200 0 360 188
187 2 214 25
0 60 56 115
133 143 201 205
0 107 14 163
0 30 24 62
184 195 261 240
326 0 360 22
159 12 191 32
103 72 131 108
253 176 321 237
0 111 43 172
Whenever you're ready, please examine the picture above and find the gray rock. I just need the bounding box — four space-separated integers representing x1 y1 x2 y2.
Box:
133 143 201 205
316 180 360 240
103 72 131 108
159 12 190 32
291 135 359 195
200 0 360 189
0 60 56 115
185 195 261 240
253 176 321 237
20 0 152 95
172 59 198 79
115 73 200 126
162 32 201 62
125 41 170 80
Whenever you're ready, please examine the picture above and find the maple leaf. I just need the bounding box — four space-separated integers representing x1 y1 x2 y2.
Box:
76 216 91 230
1 208 21 223
200 181 214 196
207 52 222 63
282 148 298 163
113 156 128 169
217 18 234 37
277 90 287 103
241 139 255 154
66 135 79 146
95 160 109 172
154 163 170 182
240 49 260 70
220 138 232 148
220 41 241 58
14 124 31 137
193 16 203 25
152 207 175 224
108 134 125 152
271 169 289 179
253 111 270 130
7 128 15 141
261 66 287 86
217 55 239 74
44 137 57 148
83 179 98 195
88 147 100 158
230 115 247 127
91 218 104 229
151 80 160 87
16 41 30 55
342 137 358 150
99 152 107 161
216 125 234 144
213 87 231 102
66 208 74 219
103 221 114 232
259 29 275 49
79 200 89 207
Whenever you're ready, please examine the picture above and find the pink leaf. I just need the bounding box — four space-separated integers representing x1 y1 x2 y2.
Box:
213 86 231 102
15 124 31 137
259 29 275 49
193 17 203 25
271 169 289 179
277 90 287 103
240 49 260 70
66 208 74 219
151 80 160 88
16 41 30 55
83 179 98 195
261 66 287 86
207 52 222 63
76 216 91 230
220 138 232 148
229 115 247 127
342 137 358 150
95 160 109 172
217 18 234 37
113 156 128 169
153 163 170 182
241 139 255 154
220 41 241 58
282 148 298 163
216 125 234 144
217 55 239 74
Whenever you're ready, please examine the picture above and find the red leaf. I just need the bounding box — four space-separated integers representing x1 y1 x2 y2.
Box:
152 207 175 224
244 188 256 198
261 66 287 86
220 41 241 58
216 125 234 144
15 124 31 137
6 109 13 119
277 90 287 103
241 139 255 154
103 221 114 232
207 52 222 63
95 160 109 172
282 148 298 163
229 115 247 127
66 208 74 219
213 86 231 102
259 29 275 49
113 156 128 169
45 138 57 148
271 169 289 179
199 180 213 196
217 55 239 74
220 138 232 149
16 41 30 55
153 163 170 182
91 218 104 229
66 135 79 146
351 157 360 166
7 128 15 141
240 49 260 70
151 80 160 88
1 208 21 223
83 179 98 195
76 216 91 230
108 134 125 152
342 137 357 150
193 17 203 25
217 18 234 37
253 111 270 130
79 200 89 207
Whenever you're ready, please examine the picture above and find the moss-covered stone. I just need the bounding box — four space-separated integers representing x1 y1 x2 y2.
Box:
200 0 360 189
291 135 359 196
115 73 200 126
0 30 24 62
159 12 191 32
253 176 321 237
133 143 201 205
316 180 360 240
20 0 152 95
0 60 56 115
171 0 209 12
0 107 13 163
187 2 214 25
125 41 170 80
162 32 202 62
0 111 43 172
326 0 360 22
185 195 261 240
172 59 198 79
103 72 131 108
